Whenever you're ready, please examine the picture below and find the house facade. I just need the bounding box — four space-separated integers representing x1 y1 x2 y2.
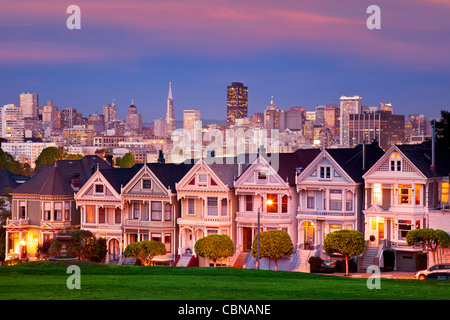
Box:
5 156 110 261
362 141 450 271
295 144 384 268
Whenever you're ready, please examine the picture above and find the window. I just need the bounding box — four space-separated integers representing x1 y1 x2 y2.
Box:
133 202 140 219
329 224 342 233
151 202 162 221
207 197 218 216
95 184 104 194
19 201 26 219
307 191 315 209
165 204 172 221
257 171 267 181
390 153 401 172
141 202 149 221
415 185 421 205
319 166 331 179
373 183 382 205
164 233 172 253
198 174 208 187
142 179 152 189
221 199 228 216
267 194 278 213
151 233 162 243
54 202 62 221
346 191 353 211
86 205 95 223
44 202 51 221
398 184 412 205
115 208 121 224
98 207 105 223
281 195 288 213
398 220 412 240
188 199 195 215
64 202 70 220
329 190 342 211
245 195 253 212
442 182 449 203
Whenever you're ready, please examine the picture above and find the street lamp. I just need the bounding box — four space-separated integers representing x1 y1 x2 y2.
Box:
256 198 273 269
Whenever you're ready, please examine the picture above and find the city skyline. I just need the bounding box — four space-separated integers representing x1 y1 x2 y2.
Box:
1 0 449 122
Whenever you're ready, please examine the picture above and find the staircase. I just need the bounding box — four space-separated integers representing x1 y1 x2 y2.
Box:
176 254 193 267
232 251 250 268
359 246 379 272
297 250 314 272
120 257 136 266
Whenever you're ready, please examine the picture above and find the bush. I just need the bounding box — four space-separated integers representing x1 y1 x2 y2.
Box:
383 249 395 271
251 230 294 271
308 256 323 273
194 234 234 267
36 240 52 260
92 238 107 262
416 252 428 271
124 241 167 266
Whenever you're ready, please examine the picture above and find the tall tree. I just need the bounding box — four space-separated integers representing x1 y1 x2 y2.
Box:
35 147 62 171
406 229 450 266
324 230 365 276
116 152 135 168
435 110 450 150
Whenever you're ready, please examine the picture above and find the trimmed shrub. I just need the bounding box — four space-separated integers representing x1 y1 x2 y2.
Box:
308 256 323 273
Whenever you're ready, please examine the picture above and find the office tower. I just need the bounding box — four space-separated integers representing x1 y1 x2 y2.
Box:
340 95 362 147
264 97 281 131
323 104 340 142
166 82 176 135
226 82 248 126
126 100 142 133
0 104 24 143
63 125 94 147
183 109 201 131
20 92 39 119
88 113 105 134
42 100 59 130
380 103 393 114
154 118 167 138
103 102 117 129
280 106 305 131
61 107 82 129
349 110 405 151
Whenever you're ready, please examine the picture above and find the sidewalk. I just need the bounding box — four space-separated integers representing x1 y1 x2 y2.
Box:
331 271 416 279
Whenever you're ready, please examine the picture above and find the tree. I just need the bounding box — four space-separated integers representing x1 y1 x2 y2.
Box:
406 229 450 266
66 229 96 259
324 230 365 276
194 234 235 267
116 152 135 168
251 230 294 271
435 110 450 150
124 241 167 266
35 147 62 171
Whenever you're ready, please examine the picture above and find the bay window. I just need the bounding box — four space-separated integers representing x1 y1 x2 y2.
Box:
86 205 95 223
207 197 218 216
329 190 342 211
267 194 278 213
151 202 162 221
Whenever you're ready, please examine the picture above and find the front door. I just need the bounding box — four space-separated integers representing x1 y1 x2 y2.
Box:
243 227 253 251
109 239 120 261
304 221 315 249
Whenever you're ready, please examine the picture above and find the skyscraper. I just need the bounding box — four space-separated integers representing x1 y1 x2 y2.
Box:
166 82 176 135
103 102 117 129
183 109 201 131
226 82 248 126
126 100 142 133
340 95 362 147
20 92 38 119
0 104 24 143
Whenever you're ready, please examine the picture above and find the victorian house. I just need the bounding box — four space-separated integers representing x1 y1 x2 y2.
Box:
295 143 384 269
234 149 321 270
362 140 450 271
175 157 244 267
5 156 110 260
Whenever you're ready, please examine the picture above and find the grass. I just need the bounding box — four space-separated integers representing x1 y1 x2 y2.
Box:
0 261 449 300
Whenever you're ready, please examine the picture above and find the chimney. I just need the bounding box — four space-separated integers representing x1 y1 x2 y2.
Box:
71 173 80 191
158 150 165 164
430 119 437 174
238 163 243 177
362 140 366 171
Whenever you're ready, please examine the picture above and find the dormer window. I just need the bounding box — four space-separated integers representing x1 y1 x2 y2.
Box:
95 184 104 194
390 153 402 172
142 179 152 189
319 166 331 179
257 171 267 181
198 174 208 187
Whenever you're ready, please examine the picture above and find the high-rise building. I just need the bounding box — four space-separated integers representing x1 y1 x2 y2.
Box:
264 97 281 131
1 104 24 143
63 125 94 147
226 82 248 126
166 82 176 135
20 92 38 119
183 109 201 131
349 110 405 151
323 104 340 142
42 100 59 130
280 106 305 131
103 102 117 129
154 118 167 138
340 95 362 147
61 107 82 129
126 100 142 133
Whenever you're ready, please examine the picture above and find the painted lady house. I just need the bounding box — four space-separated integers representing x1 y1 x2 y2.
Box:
362 140 450 271
295 142 384 271
4 156 110 261
175 157 244 267
233 149 321 270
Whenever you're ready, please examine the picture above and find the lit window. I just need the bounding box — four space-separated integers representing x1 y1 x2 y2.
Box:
442 182 449 203
373 183 382 205
390 153 402 172
415 185 421 205
398 184 412 205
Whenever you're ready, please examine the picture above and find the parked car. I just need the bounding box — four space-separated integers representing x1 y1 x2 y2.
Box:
415 264 450 279
426 272 450 280
320 260 336 273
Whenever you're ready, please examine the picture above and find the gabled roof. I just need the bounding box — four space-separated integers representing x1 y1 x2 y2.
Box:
11 156 111 196
396 140 450 178
326 143 385 183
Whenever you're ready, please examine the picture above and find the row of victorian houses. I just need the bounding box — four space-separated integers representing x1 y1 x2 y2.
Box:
4 140 450 272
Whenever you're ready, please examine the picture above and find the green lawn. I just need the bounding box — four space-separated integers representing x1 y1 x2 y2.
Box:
0 261 449 300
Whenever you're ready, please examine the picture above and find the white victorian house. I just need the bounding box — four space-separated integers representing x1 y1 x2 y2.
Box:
295 143 384 270
362 141 450 271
